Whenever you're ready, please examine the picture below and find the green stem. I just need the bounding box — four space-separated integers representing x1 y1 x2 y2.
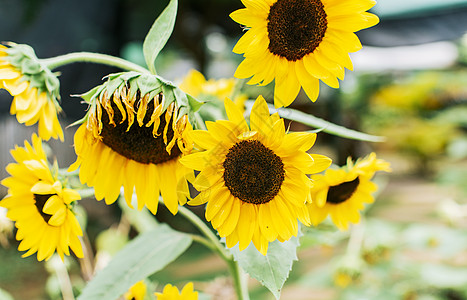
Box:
244 100 386 143
177 205 231 261
176 205 249 300
41 52 150 74
227 258 250 300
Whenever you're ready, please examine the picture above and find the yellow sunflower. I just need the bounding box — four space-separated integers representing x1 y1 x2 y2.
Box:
0 134 83 261
0 43 63 140
179 69 247 110
180 95 331 255
69 72 194 215
307 152 391 230
230 0 379 107
155 282 198 300
124 280 147 300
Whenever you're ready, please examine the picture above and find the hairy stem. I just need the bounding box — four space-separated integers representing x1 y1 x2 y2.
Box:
41 52 150 74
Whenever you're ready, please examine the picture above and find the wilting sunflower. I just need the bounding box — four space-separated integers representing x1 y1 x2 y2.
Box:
155 282 198 300
69 72 194 215
307 152 391 230
0 43 63 140
124 280 147 300
230 0 379 107
180 95 331 255
0 134 83 261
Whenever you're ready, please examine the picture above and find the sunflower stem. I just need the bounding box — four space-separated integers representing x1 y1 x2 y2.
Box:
41 52 150 74
177 205 231 261
176 204 249 299
244 100 387 143
50 257 75 300
346 221 365 258
227 260 250 300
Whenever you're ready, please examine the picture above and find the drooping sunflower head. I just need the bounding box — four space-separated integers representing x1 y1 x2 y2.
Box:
307 152 391 230
0 134 83 261
0 42 63 140
70 72 198 215
181 95 332 255
230 0 379 107
155 282 198 300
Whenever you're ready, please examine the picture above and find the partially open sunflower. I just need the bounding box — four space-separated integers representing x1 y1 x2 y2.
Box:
231 0 379 107
180 95 331 255
70 72 194 215
1 134 83 261
307 152 391 229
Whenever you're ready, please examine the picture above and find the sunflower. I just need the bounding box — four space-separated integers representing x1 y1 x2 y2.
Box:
178 69 247 123
180 95 331 255
307 152 391 230
155 282 198 300
124 280 147 300
0 134 83 261
69 72 194 215
0 43 63 140
230 0 379 107
179 69 247 108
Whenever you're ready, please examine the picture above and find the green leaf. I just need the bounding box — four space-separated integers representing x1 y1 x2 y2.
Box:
245 101 386 143
77 224 192 300
143 0 178 74
0 288 14 300
228 228 302 300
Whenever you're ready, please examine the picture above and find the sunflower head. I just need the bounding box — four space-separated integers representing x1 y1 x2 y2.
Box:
0 134 83 261
307 152 391 230
181 95 332 255
0 42 63 140
155 282 198 300
230 0 379 107
69 72 199 215
84 72 194 160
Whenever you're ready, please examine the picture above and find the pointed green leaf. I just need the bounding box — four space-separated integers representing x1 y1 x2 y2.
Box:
77 224 192 300
143 0 178 74
228 228 302 300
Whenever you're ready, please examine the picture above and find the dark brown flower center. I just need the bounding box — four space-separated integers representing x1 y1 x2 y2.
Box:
223 140 285 204
33 193 55 223
326 177 360 204
100 94 181 165
267 0 327 61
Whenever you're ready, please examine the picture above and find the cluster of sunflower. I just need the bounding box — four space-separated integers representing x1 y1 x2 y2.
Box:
1 0 390 298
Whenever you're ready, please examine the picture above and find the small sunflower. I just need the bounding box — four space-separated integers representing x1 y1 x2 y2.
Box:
179 69 247 108
180 95 331 255
0 43 63 140
124 280 147 300
178 69 247 123
307 152 391 230
0 134 83 261
155 282 198 300
230 0 379 107
69 72 194 215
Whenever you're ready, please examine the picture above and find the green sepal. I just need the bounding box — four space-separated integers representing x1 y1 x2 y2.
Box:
4 42 62 101
142 0 178 74
187 94 204 112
